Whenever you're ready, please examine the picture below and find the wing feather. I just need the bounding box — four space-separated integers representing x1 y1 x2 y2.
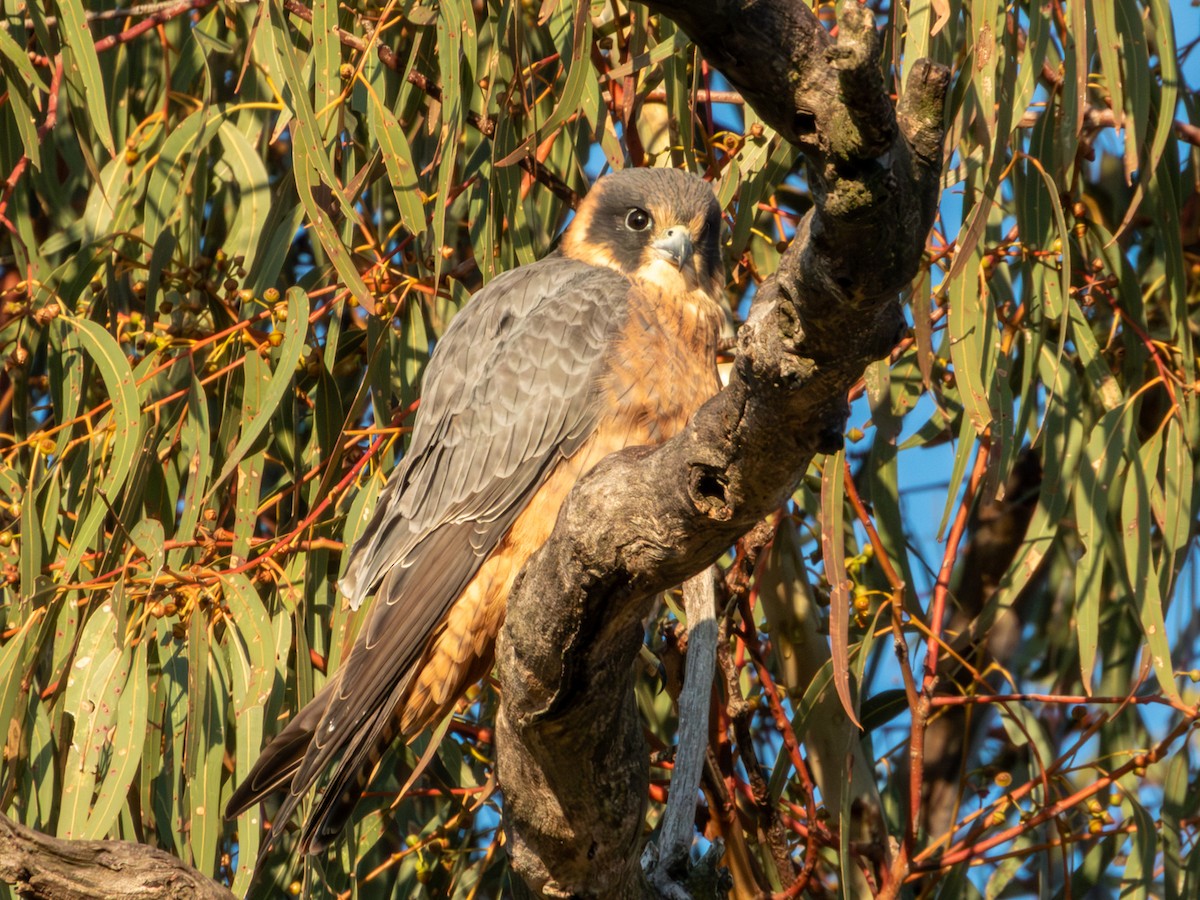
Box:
274 257 630 814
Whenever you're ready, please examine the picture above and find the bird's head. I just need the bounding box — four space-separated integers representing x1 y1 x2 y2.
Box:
560 167 724 297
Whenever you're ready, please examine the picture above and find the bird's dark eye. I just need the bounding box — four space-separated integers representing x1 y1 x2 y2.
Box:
625 208 652 231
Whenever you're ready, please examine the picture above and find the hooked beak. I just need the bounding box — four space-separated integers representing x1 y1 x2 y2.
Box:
652 227 694 270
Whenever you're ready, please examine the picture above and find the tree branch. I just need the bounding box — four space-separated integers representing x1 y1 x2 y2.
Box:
495 4 948 896
0 813 235 900
643 568 721 898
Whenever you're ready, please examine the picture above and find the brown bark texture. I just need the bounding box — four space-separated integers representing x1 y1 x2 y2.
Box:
495 2 948 897
0 812 236 900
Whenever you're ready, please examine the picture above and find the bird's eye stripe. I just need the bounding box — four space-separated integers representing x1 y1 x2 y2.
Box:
625 208 651 231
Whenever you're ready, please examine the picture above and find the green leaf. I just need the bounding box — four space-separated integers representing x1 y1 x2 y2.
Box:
217 121 272 272
57 0 115 156
186 610 228 875
294 142 375 308
1067 296 1122 411
82 156 135 247
429 8 463 289
267 0 364 277
58 318 144 581
537 0 594 136
819 450 859 730
0 23 48 95
232 354 269 568
169 373 214 569
1010 0 1050 130
985 828 1037 899
1090 0 1129 172
1159 419 1193 595
935 412 977 543
859 689 907 734
84 637 148 840
224 572 277 892
245 175 307 297
265 0 361 217
0 603 57 790
0 38 45 170
1163 745 1189 900
1142 0 1179 195
1120 443 1179 702
1122 793 1156 900
725 133 797 259
312 0 341 132
1074 404 1132 690
989 350 1085 618
1016 159 1070 322
867 428 917 594
657 21 695 169
144 108 225 252
948 250 994 436
901 0 934 83
993 704 1055 800
58 602 126 839
210 286 307 493
145 231 178 322
369 93 428 244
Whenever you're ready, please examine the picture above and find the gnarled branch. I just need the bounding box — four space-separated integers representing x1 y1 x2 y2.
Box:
0 812 235 900
495 3 949 897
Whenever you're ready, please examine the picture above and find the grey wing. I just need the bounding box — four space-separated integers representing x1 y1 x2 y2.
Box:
293 257 630 784
341 255 628 606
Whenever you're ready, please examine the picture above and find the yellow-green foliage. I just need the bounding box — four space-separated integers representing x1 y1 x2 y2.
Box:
0 0 1197 897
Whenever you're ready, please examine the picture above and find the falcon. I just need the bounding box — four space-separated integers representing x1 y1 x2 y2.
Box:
226 166 726 853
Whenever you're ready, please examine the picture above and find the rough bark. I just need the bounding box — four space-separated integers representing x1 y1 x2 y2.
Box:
495 3 948 897
0 812 236 900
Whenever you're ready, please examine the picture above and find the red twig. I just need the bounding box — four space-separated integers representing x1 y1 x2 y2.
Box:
221 428 392 577
876 439 989 894
915 710 1199 873
931 692 1192 712
1175 119 1200 147
93 0 216 54
905 442 989 843
25 0 215 67
737 614 824 894
842 464 919 887
0 59 61 233
923 442 990 681
5 0 213 234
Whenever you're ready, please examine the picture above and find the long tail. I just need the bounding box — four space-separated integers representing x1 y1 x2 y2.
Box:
296 638 501 850
225 598 497 854
224 683 334 836
299 712 407 853
225 677 431 856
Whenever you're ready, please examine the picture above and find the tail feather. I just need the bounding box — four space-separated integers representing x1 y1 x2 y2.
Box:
302 707 456 855
300 713 402 854
228 672 478 857
227 549 504 856
225 687 333 821
226 653 451 858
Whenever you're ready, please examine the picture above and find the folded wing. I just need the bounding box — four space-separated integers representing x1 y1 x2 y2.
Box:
226 258 632 848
